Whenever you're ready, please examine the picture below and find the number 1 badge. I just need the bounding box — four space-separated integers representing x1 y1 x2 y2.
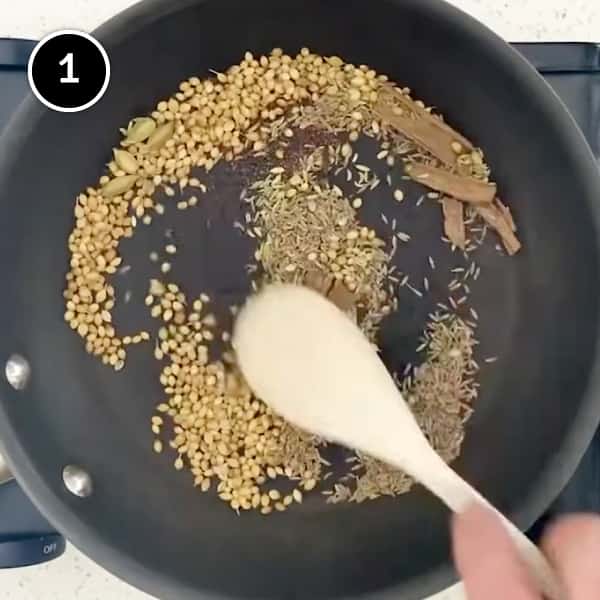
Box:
28 30 110 113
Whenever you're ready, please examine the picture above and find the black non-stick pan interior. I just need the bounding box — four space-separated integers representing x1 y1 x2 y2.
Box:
1 1 600 599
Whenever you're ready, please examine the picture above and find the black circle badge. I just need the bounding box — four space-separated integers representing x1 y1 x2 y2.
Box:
28 30 110 113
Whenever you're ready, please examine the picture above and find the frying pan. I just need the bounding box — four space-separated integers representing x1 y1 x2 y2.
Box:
1 0 600 598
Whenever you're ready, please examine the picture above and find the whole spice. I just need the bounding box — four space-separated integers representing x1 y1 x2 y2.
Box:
113 149 139 174
476 203 522 255
248 157 392 339
101 174 138 198
333 316 478 503
124 117 156 144
405 163 496 205
304 269 334 296
441 196 466 249
375 87 473 166
146 121 176 151
63 46 513 513
149 288 322 513
327 280 358 320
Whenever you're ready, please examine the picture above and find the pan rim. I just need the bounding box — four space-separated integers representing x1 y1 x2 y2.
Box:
1 0 600 598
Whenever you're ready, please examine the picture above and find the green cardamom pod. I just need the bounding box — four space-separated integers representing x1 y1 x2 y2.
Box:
102 175 138 198
146 121 175 151
113 149 139 174
124 117 156 144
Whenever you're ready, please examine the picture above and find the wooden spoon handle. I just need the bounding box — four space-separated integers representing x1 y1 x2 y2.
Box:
395 447 564 600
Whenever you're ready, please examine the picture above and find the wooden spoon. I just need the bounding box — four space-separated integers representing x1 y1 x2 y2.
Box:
233 284 563 600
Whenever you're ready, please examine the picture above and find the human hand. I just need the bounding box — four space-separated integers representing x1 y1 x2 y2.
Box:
452 504 600 599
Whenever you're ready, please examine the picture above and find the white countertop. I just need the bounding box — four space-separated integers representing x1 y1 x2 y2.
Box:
2 1 600 599
3 0 600 42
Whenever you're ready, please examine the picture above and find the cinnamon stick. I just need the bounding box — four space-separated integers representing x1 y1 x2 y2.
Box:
441 197 466 249
495 199 516 232
406 163 496 205
304 270 357 321
327 280 358 322
375 87 474 166
304 269 333 296
476 203 521 255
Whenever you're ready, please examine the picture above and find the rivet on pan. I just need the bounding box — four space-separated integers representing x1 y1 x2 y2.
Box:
62 465 93 498
5 354 31 391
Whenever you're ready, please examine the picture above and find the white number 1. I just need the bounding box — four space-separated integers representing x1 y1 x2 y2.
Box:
59 53 79 84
